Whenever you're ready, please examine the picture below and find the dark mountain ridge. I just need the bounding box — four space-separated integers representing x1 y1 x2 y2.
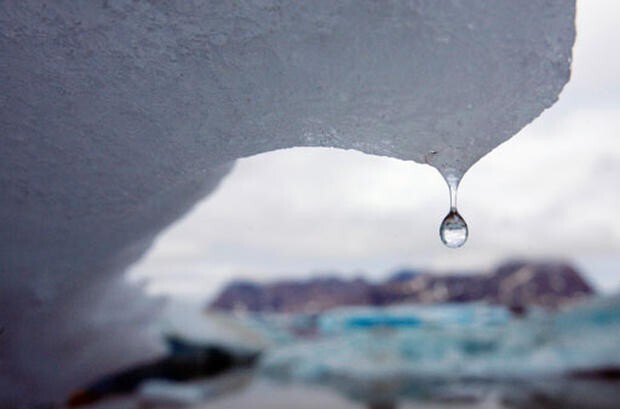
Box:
209 260 595 314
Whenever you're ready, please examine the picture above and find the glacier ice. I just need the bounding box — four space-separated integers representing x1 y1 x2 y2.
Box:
0 0 575 406
261 295 620 398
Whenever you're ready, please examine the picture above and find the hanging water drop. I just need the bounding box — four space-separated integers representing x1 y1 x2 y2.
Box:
439 176 468 248
440 210 468 248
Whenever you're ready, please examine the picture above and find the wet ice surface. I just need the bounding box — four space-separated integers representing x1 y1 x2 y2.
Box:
79 380 508 409
79 378 620 409
1 0 575 405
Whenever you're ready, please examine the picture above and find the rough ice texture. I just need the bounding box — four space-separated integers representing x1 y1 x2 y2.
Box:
0 0 574 406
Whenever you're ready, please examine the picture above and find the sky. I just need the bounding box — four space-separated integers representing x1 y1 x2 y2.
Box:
128 0 620 300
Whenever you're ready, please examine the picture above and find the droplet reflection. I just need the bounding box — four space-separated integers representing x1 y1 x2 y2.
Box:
440 210 468 248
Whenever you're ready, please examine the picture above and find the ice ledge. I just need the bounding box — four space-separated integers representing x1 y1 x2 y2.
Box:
0 1 574 406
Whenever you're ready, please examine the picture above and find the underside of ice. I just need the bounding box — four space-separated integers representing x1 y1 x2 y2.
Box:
0 0 575 406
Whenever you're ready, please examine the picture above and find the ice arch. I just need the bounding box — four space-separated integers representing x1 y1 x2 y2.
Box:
0 1 574 406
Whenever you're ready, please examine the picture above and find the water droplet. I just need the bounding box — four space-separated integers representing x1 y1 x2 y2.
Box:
440 210 468 248
439 175 468 248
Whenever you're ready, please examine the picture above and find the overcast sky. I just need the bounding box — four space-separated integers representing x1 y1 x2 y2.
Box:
129 0 620 300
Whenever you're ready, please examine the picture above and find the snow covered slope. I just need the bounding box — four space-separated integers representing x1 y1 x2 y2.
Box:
0 1 574 406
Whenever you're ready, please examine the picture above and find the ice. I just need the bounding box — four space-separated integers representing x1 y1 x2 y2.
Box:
261 295 620 386
318 304 510 335
0 0 574 405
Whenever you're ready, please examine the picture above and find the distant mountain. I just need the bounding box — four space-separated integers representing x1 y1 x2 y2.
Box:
210 276 376 314
208 261 595 314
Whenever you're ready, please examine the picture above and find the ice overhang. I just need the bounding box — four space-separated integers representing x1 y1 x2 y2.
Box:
0 1 575 405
